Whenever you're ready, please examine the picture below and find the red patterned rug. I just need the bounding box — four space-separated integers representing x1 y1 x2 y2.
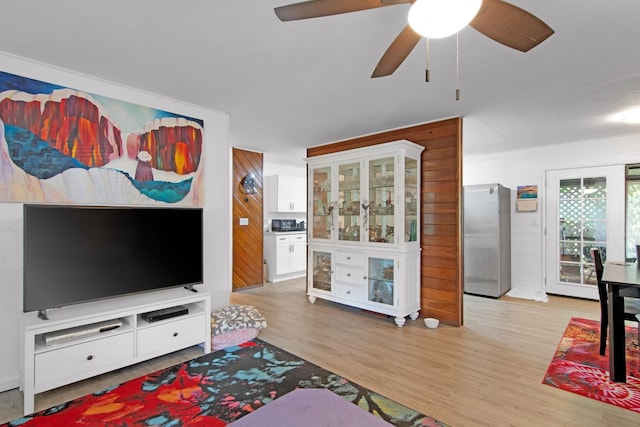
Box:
2 339 445 426
543 317 640 412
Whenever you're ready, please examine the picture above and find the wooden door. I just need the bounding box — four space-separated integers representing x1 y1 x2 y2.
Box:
232 148 264 290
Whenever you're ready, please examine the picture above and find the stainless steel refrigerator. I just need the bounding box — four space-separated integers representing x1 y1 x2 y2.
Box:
463 184 511 298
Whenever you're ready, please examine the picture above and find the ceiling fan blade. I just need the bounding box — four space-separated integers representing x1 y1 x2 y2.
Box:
275 0 393 21
381 0 413 4
469 0 554 52
371 25 421 78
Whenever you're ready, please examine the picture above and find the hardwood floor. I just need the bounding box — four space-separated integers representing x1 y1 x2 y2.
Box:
231 278 639 427
1 278 639 426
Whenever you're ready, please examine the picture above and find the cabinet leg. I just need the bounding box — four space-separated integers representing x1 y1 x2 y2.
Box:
409 312 419 321
308 295 317 304
394 317 406 327
23 390 34 416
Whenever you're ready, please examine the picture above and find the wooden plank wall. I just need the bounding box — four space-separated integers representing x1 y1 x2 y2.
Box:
306 118 463 326
232 148 264 290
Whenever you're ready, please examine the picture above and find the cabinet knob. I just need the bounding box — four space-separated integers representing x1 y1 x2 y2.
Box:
346 290 351 294
347 256 351 260
346 273 351 277
363 276 368 280
173 332 178 337
86 355 94 361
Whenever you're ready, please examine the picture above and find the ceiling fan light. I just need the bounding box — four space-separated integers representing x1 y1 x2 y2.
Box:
615 107 640 124
408 0 482 39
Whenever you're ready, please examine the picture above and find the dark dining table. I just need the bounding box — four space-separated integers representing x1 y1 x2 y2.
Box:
602 261 640 382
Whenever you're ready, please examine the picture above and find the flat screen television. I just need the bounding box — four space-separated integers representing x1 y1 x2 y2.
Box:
23 204 203 317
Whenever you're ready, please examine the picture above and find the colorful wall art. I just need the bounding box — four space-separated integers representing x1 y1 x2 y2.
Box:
516 185 538 212
0 70 204 205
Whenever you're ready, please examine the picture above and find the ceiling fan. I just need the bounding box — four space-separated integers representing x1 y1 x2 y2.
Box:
274 0 554 78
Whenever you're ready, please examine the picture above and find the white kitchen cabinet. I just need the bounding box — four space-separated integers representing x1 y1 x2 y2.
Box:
306 140 424 326
264 232 307 282
265 175 307 213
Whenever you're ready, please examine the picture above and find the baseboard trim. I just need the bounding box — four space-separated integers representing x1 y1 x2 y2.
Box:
0 374 20 393
506 288 549 302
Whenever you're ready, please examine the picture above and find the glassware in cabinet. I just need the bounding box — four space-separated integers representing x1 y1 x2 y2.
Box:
367 257 395 306
404 157 419 242
310 249 333 293
368 156 395 244
338 162 361 242
311 166 332 240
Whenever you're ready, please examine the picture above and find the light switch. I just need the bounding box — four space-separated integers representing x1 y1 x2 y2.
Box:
239 218 249 226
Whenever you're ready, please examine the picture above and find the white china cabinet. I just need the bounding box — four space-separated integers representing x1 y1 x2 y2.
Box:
306 140 424 326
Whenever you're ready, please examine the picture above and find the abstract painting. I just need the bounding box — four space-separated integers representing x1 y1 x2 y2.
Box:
516 184 538 212
0 70 204 205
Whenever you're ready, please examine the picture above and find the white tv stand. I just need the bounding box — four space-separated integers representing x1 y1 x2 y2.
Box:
20 288 211 415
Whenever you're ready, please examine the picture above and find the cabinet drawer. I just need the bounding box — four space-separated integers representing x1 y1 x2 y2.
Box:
336 265 364 285
275 233 306 244
34 332 134 389
137 315 206 357
336 284 365 302
336 251 364 266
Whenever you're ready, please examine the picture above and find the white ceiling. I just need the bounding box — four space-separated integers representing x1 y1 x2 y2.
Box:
2 0 640 163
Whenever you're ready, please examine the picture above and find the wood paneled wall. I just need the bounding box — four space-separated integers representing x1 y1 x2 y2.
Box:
232 148 264 290
306 118 463 326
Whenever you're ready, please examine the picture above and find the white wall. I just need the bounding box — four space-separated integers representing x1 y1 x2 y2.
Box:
464 132 640 301
0 53 232 391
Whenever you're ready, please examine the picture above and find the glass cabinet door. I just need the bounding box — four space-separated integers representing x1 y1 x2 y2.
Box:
311 250 333 293
338 162 361 242
405 157 419 242
367 257 395 305
311 166 333 240
368 156 395 244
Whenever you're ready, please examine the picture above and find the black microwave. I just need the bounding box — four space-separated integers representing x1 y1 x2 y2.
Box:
272 219 297 232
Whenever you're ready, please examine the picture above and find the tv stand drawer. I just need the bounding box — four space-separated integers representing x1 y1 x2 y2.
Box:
34 332 134 391
137 314 207 358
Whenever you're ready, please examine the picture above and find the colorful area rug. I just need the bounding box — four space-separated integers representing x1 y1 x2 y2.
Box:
3 339 446 426
543 317 640 412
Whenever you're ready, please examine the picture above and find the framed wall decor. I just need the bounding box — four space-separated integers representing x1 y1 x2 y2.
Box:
516 185 538 212
0 70 204 206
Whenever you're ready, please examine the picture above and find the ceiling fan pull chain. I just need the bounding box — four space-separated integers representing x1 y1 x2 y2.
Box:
456 32 460 101
425 37 430 83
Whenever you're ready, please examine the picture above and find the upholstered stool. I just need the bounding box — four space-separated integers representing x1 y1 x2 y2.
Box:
211 304 267 351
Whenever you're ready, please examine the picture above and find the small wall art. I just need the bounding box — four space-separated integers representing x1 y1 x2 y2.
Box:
516 185 538 212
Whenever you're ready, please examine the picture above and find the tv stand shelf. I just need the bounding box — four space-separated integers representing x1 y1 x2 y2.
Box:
20 288 211 415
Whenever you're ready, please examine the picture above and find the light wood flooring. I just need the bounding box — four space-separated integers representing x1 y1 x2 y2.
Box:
2 278 639 426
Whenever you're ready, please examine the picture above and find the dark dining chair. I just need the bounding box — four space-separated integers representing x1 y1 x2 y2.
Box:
591 248 640 355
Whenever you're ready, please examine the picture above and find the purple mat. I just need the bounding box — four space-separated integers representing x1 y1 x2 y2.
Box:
229 388 394 426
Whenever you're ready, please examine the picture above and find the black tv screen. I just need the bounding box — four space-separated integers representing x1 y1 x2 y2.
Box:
23 204 203 313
